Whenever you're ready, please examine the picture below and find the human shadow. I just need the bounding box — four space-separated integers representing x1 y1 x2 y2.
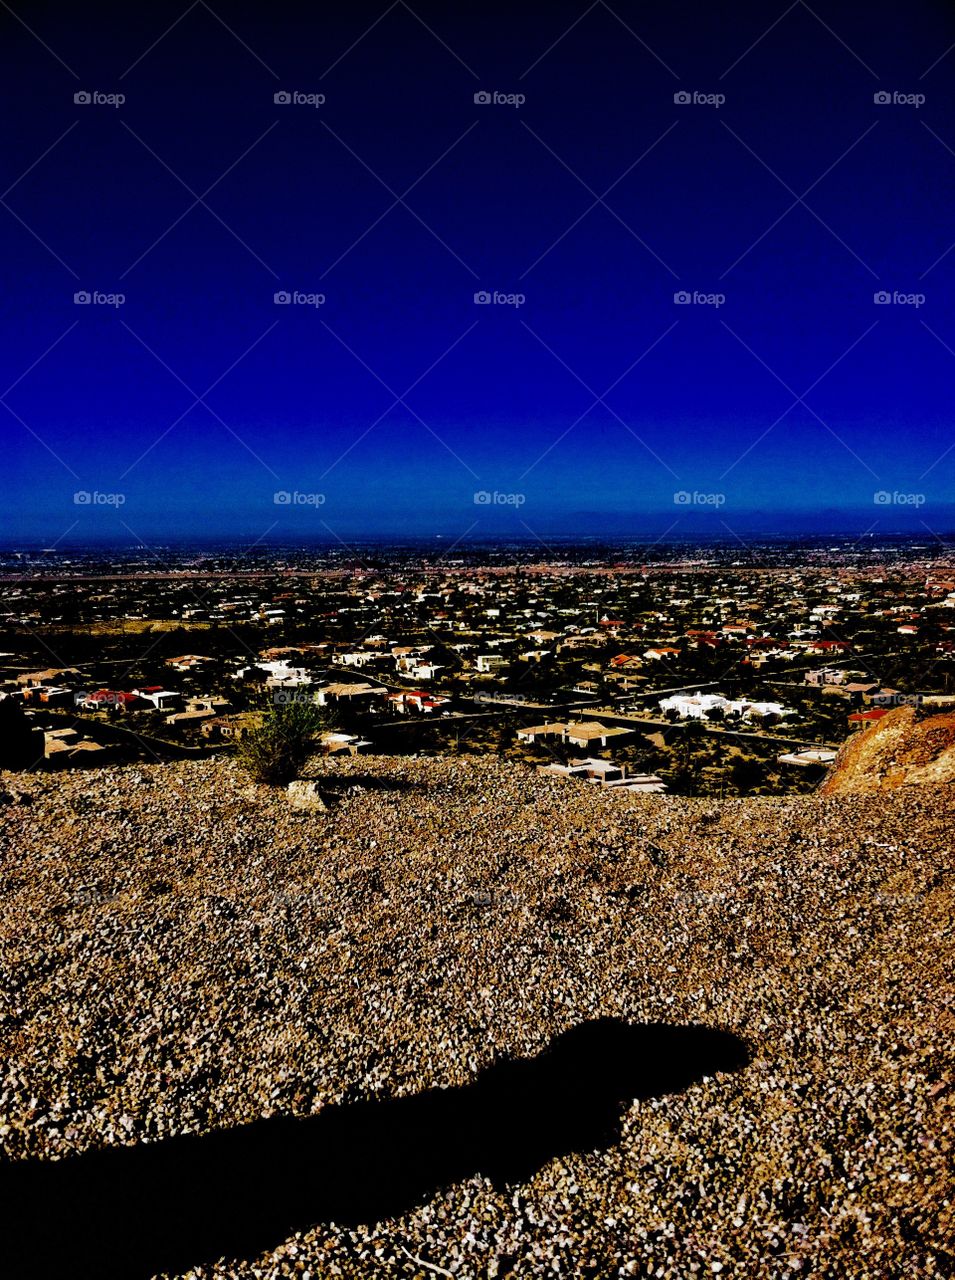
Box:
0 1019 749 1279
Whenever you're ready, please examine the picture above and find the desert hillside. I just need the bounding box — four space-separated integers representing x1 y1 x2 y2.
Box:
0 756 952 1279
822 705 955 795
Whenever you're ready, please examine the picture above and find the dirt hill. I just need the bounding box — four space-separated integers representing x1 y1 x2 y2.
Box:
0 755 952 1279
821 705 955 795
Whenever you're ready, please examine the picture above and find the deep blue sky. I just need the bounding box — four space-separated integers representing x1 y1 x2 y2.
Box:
2 0 954 542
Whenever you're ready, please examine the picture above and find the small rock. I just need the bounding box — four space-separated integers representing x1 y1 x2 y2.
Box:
286 780 328 811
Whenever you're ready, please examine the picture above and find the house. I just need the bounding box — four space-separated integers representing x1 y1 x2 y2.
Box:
609 654 643 670
166 655 213 673
660 693 723 720
186 696 232 715
525 629 559 645
82 690 141 712
44 726 79 751
804 667 847 687
643 646 681 661
200 712 261 741
334 651 380 669
392 645 432 660
516 722 567 744
563 721 634 750
386 691 451 714
319 731 373 756
133 687 182 712
21 685 74 708
476 654 508 673
848 708 889 731
17 667 81 687
239 660 311 685
614 773 667 793
557 635 599 653
541 757 625 784
166 708 217 727
520 649 551 664
67 740 111 766
396 656 443 680
572 679 600 694
660 693 793 723
539 758 667 793
844 682 880 700
314 682 388 708
777 748 837 769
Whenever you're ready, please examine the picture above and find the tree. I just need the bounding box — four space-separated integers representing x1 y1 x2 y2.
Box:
236 701 326 786
0 698 37 770
730 753 765 794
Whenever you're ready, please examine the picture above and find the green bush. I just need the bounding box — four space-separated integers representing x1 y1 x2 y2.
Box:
236 701 325 786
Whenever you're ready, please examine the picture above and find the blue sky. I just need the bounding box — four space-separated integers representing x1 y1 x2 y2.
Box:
2 0 954 542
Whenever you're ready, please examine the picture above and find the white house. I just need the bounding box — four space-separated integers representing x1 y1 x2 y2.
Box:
237 660 311 686
132 688 182 712
659 693 793 722
476 654 507 673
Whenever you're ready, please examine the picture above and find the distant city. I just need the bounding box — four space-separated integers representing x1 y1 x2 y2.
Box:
3 535 953 795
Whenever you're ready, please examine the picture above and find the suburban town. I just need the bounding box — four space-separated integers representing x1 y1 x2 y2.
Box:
2 538 954 795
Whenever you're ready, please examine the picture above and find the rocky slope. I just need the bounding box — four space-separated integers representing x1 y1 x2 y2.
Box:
821 705 955 795
0 755 952 1279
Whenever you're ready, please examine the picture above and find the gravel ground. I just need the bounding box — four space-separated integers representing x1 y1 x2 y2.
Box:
0 755 952 1279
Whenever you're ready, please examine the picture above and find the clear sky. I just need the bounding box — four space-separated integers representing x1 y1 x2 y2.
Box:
2 0 954 544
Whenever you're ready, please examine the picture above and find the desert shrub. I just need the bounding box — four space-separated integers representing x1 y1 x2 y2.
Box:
236 701 325 785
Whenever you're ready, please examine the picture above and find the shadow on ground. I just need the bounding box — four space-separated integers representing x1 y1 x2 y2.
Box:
318 773 429 795
0 1018 749 1279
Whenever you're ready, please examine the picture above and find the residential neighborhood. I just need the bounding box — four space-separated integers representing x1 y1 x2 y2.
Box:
2 538 954 793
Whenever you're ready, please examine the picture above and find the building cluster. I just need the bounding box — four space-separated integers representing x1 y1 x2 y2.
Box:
2 545 954 775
